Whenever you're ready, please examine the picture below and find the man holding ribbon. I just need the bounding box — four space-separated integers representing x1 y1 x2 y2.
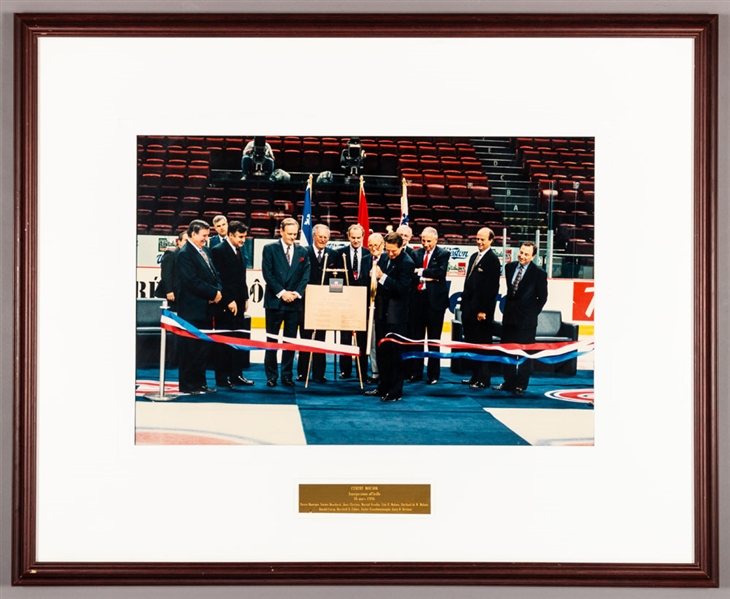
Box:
494 241 548 395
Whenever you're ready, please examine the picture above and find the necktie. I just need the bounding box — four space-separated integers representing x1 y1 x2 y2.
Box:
200 248 214 273
417 250 430 291
353 250 359 280
468 253 480 278
285 244 292 266
317 250 323 263
512 264 525 295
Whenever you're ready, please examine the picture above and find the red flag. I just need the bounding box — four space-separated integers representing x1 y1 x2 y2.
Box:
357 176 370 245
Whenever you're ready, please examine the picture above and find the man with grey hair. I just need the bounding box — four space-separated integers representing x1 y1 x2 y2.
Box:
296 223 338 383
209 214 228 248
365 232 385 385
396 224 414 258
406 227 451 385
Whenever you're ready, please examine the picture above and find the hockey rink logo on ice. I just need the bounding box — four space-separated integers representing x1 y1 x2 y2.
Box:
544 389 594 405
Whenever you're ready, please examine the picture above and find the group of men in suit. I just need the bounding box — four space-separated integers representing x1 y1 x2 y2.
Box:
162 216 254 395
160 213 548 398
459 228 548 395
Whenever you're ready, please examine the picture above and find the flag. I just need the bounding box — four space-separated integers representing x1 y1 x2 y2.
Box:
399 177 409 226
357 176 370 245
300 174 313 246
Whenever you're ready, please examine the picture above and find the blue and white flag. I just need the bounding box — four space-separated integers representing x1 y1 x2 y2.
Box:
301 174 313 246
400 177 409 226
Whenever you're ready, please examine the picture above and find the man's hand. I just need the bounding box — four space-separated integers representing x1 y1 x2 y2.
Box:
477 312 487 321
166 292 175 301
228 300 238 316
213 290 223 304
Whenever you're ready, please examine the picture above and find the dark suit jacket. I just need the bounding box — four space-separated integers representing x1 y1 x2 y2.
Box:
262 241 310 311
375 250 415 325
411 245 451 311
503 261 548 332
306 246 339 286
210 240 249 309
155 246 180 307
176 243 222 322
209 234 226 248
461 248 501 324
338 245 371 287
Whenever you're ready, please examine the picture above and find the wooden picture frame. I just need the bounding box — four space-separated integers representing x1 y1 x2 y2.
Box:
13 13 718 586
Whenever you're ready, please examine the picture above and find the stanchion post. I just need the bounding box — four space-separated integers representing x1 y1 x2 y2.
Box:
144 300 179 402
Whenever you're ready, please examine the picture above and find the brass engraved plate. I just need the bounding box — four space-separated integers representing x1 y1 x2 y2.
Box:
299 484 430 514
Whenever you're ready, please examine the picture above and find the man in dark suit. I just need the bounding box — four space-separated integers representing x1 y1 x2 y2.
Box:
154 231 187 311
208 214 228 248
364 231 415 402
406 226 451 385
261 217 310 387
337 223 371 381
176 220 223 395
460 227 501 389
296 224 338 383
494 241 548 395
210 220 255 390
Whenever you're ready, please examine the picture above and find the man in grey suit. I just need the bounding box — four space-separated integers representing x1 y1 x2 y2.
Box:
261 218 310 387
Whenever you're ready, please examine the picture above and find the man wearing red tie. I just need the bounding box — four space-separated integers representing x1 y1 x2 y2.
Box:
460 227 501 390
337 223 371 380
494 241 548 395
406 227 451 385
261 218 311 387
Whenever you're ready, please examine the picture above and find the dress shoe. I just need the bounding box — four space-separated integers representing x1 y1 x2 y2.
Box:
462 379 475 385
231 376 254 386
338 372 351 380
492 383 514 391
313 376 328 383
512 387 525 395
200 385 217 394
364 388 383 397
365 376 380 385
469 381 487 389
295 374 306 382
266 379 277 387
380 393 402 402
217 381 235 390
282 378 295 387
185 388 206 395
406 375 422 383
428 379 438 385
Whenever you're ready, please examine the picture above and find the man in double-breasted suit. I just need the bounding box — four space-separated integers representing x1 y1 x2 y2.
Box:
296 224 339 383
176 220 223 395
406 226 452 385
337 223 371 381
261 218 310 387
495 241 548 395
210 220 255 390
364 231 415 402
460 227 501 389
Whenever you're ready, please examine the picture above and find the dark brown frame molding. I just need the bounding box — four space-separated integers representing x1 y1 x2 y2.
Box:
13 13 718 587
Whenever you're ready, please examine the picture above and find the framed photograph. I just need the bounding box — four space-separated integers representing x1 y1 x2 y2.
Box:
13 13 718 586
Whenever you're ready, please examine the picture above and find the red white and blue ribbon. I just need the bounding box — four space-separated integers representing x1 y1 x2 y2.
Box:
160 309 359 356
380 334 594 366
